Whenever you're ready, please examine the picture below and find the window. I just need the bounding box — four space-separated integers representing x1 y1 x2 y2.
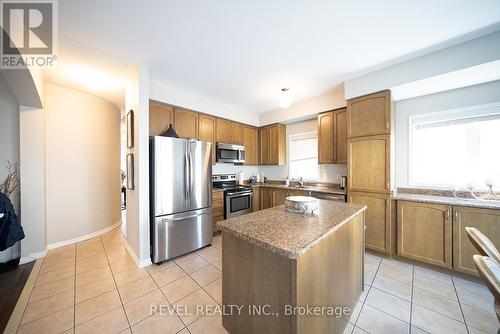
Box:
289 132 318 181
409 103 500 189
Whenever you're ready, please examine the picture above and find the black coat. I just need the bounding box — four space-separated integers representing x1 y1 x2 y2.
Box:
0 192 24 251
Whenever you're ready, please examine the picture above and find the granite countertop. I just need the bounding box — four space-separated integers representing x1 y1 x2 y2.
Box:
218 200 366 259
394 193 500 210
251 183 346 195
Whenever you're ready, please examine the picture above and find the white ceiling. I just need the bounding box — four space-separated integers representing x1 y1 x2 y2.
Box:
46 0 500 111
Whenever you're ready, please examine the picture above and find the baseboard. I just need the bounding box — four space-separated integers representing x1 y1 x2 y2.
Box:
47 220 122 250
122 237 151 268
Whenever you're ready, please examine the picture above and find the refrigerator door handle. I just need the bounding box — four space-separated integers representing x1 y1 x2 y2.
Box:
184 152 190 198
189 150 194 198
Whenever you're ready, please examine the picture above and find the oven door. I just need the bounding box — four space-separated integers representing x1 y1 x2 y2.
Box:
225 190 253 219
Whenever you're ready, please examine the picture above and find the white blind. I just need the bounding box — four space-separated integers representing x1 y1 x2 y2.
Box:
289 133 319 181
410 106 500 189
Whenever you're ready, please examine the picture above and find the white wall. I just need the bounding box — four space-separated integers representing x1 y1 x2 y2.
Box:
395 80 500 188
125 65 151 266
150 79 259 126
259 83 345 126
260 118 346 183
345 30 500 99
44 83 121 245
19 104 47 259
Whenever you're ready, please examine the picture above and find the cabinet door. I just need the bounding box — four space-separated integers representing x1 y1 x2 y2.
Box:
318 111 334 164
149 101 174 136
272 189 288 207
268 124 286 165
260 187 272 209
348 191 392 254
243 126 258 165
334 108 347 164
348 135 390 193
212 190 224 233
198 114 216 164
230 122 244 145
347 91 391 138
289 189 310 197
174 107 198 139
216 118 231 143
252 187 260 212
398 201 452 268
259 127 270 165
453 207 500 276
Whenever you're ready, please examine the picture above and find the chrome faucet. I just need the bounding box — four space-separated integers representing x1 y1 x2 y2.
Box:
296 177 304 188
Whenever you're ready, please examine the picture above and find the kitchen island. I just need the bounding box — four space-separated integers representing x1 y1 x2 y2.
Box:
218 200 367 334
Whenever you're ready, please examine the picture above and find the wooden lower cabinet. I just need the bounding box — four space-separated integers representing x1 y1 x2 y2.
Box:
271 189 288 207
252 187 260 212
260 187 272 210
453 206 500 276
258 187 307 209
397 201 452 268
212 190 224 233
348 191 392 254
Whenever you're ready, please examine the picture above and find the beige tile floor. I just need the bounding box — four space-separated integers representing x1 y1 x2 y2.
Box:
12 228 499 334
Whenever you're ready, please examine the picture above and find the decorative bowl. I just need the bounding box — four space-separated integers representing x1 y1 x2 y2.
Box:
284 196 318 214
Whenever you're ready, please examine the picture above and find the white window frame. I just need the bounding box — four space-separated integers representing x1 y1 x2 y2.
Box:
288 131 319 181
408 102 500 189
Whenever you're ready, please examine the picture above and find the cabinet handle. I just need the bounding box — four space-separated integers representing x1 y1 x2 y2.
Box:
386 122 390 130
455 210 458 220
445 210 450 221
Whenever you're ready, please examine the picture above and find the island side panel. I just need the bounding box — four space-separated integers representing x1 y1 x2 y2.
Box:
294 211 365 334
222 232 294 334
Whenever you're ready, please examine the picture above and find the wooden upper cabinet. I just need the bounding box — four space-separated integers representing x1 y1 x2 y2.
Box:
268 124 286 165
198 114 216 164
216 118 231 144
149 100 174 136
174 107 198 139
453 207 500 276
318 111 334 164
230 122 244 145
348 191 392 254
347 90 392 138
348 134 390 193
397 201 452 268
243 126 258 165
259 127 270 165
334 108 348 164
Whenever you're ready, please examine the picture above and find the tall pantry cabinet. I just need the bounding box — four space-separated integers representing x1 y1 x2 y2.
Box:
347 90 395 255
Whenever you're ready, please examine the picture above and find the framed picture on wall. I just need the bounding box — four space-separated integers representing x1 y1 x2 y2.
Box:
126 153 134 190
127 110 134 148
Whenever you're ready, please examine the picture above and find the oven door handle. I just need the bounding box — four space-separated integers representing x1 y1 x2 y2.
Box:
226 191 253 197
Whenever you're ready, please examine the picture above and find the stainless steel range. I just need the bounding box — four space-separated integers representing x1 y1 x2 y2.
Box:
213 174 253 219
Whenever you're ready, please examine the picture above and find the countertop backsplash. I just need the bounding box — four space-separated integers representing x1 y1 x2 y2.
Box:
212 163 347 184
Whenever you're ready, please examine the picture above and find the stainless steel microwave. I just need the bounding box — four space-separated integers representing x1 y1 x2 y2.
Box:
216 143 245 163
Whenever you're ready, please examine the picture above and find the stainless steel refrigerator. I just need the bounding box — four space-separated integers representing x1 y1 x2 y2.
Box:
150 136 213 263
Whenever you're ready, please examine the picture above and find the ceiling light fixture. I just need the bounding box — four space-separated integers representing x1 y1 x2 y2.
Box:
279 87 291 108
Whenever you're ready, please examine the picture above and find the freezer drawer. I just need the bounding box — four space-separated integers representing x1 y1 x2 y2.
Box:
152 207 213 263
